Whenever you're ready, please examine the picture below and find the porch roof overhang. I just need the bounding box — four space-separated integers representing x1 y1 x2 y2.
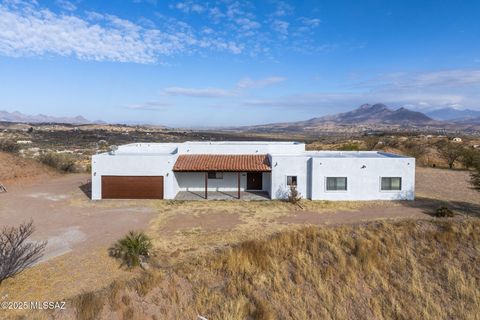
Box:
173 154 271 172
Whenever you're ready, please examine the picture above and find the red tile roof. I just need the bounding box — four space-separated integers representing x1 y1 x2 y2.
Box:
173 154 271 172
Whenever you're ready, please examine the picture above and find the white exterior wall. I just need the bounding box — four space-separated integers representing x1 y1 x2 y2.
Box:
270 155 309 199
176 172 247 192
91 141 415 201
91 154 179 200
175 172 271 193
310 157 415 200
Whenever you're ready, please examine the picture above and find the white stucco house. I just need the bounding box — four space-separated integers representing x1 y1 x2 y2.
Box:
91 141 415 201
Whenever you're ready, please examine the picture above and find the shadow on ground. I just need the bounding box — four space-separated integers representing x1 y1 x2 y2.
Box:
79 180 91 199
400 197 480 218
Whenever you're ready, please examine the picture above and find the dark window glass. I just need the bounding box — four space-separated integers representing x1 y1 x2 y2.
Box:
287 176 297 186
381 177 401 190
208 172 223 179
326 177 347 191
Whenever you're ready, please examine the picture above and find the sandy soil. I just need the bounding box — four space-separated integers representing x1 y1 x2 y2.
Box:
0 151 58 186
0 174 156 261
415 166 480 204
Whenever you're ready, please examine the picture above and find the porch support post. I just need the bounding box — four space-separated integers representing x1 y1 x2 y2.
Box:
237 172 241 199
205 172 208 199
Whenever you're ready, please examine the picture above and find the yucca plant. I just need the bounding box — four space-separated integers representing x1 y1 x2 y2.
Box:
109 231 153 269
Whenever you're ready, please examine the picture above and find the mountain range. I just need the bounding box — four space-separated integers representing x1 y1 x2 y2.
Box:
425 108 480 122
244 103 449 133
303 103 435 125
0 110 92 124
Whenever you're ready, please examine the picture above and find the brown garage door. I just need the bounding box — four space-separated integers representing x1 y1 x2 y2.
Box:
102 176 164 199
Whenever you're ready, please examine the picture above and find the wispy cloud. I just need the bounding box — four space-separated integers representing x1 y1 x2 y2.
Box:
0 1 245 63
236 76 286 89
241 69 480 111
55 0 77 11
0 1 326 63
163 76 286 98
125 101 170 111
163 87 231 98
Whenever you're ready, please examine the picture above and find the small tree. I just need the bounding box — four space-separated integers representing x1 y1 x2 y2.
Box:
287 185 302 204
437 142 464 169
459 148 480 169
402 141 428 160
109 231 153 269
0 220 47 285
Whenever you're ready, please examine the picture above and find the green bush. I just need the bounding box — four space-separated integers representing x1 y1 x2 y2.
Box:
109 231 153 269
38 152 76 172
0 140 20 153
435 206 454 217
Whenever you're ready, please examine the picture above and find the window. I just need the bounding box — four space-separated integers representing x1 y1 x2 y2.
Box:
326 177 347 191
287 176 297 186
381 177 402 191
208 172 223 179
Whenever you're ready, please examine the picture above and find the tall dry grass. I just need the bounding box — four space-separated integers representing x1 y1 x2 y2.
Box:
48 218 480 320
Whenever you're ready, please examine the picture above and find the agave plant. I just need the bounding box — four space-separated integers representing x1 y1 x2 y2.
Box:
109 231 153 269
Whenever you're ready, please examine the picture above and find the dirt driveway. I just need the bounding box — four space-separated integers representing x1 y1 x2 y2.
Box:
0 174 156 261
1 167 478 263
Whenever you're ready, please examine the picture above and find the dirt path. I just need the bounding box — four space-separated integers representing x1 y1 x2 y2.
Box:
0 174 156 261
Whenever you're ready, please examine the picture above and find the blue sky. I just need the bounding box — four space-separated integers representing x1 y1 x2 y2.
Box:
0 0 479 126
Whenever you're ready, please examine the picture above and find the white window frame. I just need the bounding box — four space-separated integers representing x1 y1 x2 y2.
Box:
325 177 348 192
379 177 402 192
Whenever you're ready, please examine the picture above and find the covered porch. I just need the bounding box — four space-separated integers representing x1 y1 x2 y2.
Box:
173 154 272 200
175 190 270 201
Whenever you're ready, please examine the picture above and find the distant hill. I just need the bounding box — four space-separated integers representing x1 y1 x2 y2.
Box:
305 103 434 125
0 110 92 124
244 103 440 133
426 107 480 121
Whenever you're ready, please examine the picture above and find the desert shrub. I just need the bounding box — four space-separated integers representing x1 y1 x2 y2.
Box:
337 142 360 151
38 152 76 172
0 220 47 284
435 206 454 217
287 185 302 204
0 139 20 153
364 137 379 150
109 231 153 269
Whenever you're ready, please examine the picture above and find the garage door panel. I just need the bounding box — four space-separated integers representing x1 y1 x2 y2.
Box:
102 176 163 199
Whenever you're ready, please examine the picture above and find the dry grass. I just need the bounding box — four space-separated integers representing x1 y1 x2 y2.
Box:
0 248 136 319
147 199 397 265
44 218 480 320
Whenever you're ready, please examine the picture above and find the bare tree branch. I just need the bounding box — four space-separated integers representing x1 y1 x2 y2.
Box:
0 220 47 285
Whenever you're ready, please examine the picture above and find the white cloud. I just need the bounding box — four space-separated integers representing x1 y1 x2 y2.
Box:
272 1 294 17
163 76 286 98
174 1 205 14
236 76 286 89
299 17 320 28
0 2 245 63
272 20 289 36
163 87 231 98
125 101 170 111
55 0 76 11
